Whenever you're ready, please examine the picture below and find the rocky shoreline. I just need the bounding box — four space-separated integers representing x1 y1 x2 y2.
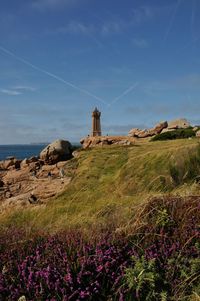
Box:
0 139 74 212
0 160 71 212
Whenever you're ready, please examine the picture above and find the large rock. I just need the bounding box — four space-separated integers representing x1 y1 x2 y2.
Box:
80 137 93 149
167 118 191 129
20 158 29 169
2 158 22 170
128 121 168 138
136 129 149 138
20 157 43 170
160 118 191 133
128 128 142 137
161 128 174 134
149 121 168 135
28 156 38 163
80 136 135 149
196 130 200 138
0 161 4 170
40 139 72 164
3 158 16 169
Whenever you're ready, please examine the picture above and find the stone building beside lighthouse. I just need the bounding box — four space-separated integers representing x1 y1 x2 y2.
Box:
92 107 101 136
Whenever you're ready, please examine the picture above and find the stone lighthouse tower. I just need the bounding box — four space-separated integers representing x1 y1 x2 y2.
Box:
92 107 101 136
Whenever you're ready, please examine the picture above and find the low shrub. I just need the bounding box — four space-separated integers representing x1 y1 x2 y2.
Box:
151 128 196 141
0 196 199 300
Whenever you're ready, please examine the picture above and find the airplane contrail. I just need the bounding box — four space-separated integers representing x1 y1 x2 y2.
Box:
0 45 139 108
191 0 198 41
164 0 183 42
107 82 139 107
0 45 107 105
174 0 199 54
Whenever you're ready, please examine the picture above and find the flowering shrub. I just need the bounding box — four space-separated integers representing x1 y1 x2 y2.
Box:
0 230 133 300
0 196 199 300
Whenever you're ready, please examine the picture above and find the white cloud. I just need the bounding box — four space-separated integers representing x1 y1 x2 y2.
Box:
0 85 36 96
0 89 22 96
13 86 36 92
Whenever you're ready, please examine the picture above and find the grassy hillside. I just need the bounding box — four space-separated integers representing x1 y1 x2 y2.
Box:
1 138 200 301
1 138 200 233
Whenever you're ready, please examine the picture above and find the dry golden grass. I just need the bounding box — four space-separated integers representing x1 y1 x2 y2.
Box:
0 138 200 234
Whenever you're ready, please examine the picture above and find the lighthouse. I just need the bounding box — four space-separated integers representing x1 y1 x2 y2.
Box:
92 107 101 136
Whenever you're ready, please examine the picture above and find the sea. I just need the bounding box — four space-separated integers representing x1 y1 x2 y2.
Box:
0 144 48 161
0 143 81 161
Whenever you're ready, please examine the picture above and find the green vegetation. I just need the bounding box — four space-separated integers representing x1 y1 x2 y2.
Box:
124 256 162 300
1 138 200 233
151 128 196 141
1 138 200 300
1 195 199 300
169 143 200 186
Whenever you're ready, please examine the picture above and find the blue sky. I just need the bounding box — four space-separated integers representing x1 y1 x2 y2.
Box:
0 0 200 144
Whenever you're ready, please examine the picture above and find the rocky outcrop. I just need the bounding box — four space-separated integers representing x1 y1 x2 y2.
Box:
196 130 200 138
160 119 191 133
80 136 135 149
3 158 15 170
128 119 193 138
40 140 72 164
167 118 191 130
27 156 38 163
1 157 22 170
160 128 174 134
0 141 75 211
0 160 72 211
135 130 149 138
1 144 71 172
150 121 168 135
128 128 141 137
128 121 168 138
20 157 44 171
20 158 29 168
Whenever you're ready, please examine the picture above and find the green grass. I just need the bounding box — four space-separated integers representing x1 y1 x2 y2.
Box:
1 138 200 233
